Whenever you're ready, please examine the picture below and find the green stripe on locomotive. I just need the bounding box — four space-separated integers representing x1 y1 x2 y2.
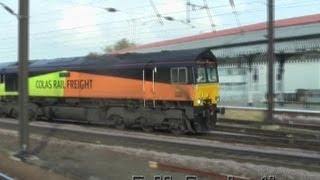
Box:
0 83 18 96
29 70 67 97
0 70 67 97
0 83 4 95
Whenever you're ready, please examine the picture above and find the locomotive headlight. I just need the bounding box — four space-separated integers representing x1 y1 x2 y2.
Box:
197 99 202 105
215 96 220 102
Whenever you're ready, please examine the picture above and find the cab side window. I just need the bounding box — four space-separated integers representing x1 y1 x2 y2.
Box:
5 74 18 92
0 74 4 83
171 67 188 84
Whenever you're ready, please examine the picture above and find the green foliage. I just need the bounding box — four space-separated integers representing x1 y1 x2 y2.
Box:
104 38 136 53
86 52 101 57
87 38 136 56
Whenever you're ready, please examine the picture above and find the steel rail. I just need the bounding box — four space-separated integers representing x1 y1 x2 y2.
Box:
218 105 320 113
0 172 14 180
0 118 320 172
1 117 320 151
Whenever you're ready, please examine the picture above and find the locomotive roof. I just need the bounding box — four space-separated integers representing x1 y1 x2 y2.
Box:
2 48 215 73
0 62 17 71
116 48 213 62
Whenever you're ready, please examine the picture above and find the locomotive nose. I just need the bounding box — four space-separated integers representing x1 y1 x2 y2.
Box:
194 83 219 106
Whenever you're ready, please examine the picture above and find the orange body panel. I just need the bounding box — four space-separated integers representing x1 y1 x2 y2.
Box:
64 71 194 101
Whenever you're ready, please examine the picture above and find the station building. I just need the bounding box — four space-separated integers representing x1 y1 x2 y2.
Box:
117 14 320 106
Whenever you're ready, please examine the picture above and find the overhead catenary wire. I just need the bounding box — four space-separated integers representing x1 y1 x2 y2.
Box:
39 0 311 19
5 6 272 43
0 8 267 45
0 8 316 50
0 8 316 47
0 22 216 52
202 0 215 31
0 0 146 26
229 0 243 34
0 0 316 27
0 0 319 61
0 21 252 59
1 18 317 59
148 0 164 25
0 0 265 28
2 4 269 40
0 1 18 17
186 0 191 23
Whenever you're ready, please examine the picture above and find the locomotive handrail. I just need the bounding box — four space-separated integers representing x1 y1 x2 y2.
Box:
142 69 145 92
152 67 157 92
142 69 146 107
152 67 157 108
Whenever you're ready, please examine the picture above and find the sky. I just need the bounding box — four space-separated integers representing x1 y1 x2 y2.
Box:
0 0 319 62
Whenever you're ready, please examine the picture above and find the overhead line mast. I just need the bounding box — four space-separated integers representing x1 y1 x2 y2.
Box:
203 0 215 31
186 0 191 23
267 0 275 123
229 0 243 32
149 0 164 25
18 0 30 156
1 0 31 158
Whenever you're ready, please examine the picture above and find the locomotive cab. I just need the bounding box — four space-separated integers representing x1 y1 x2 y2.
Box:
191 53 225 132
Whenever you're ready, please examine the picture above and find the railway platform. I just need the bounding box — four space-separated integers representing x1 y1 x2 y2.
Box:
218 101 320 128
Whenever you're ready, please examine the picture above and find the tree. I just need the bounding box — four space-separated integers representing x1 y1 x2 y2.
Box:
86 52 102 58
104 38 136 53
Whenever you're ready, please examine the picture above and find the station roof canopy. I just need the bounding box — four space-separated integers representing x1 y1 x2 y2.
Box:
114 14 320 58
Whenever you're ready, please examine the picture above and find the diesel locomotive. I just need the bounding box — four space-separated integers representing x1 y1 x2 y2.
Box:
0 48 224 134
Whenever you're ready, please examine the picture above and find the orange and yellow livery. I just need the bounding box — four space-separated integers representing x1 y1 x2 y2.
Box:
0 48 224 133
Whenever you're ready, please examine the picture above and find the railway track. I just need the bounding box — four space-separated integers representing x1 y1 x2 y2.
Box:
207 130 320 151
215 121 320 140
0 118 320 172
205 118 314 148
2 115 320 151
0 172 13 180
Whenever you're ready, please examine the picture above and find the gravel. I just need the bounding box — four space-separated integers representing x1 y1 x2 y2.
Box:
1 128 320 180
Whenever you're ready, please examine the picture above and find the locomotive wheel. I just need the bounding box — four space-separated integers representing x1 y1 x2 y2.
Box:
0 107 5 117
115 121 125 130
28 109 37 121
169 119 185 135
209 113 218 129
170 126 185 135
138 117 153 133
109 115 126 130
10 108 18 119
142 125 154 133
